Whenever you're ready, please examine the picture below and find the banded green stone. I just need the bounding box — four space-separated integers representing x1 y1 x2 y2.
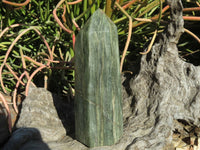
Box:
75 9 123 148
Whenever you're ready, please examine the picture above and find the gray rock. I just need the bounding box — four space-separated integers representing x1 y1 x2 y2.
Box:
85 0 200 149
0 108 10 147
3 128 50 150
15 84 67 143
115 0 199 149
3 84 86 150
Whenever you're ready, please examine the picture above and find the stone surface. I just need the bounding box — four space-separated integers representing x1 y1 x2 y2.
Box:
15 84 67 143
0 108 10 147
3 128 50 150
2 85 87 150
2 0 200 149
81 0 200 149
75 9 123 147
114 0 200 149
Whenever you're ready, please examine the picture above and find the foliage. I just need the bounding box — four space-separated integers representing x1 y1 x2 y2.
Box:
178 1 200 66
0 0 200 132
0 0 74 95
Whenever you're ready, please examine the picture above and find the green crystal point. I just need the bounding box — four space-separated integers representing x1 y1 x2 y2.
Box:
75 9 123 148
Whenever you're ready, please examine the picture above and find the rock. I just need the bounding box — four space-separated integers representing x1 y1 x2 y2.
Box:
3 128 50 150
0 93 19 148
0 108 10 147
75 9 123 147
3 0 200 149
115 0 200 149
3 85 87 150
76 0 200 149
15 84 67 143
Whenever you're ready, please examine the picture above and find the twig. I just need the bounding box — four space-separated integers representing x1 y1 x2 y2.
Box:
183 16 200 21
132 4 168 28
0 26 52 95
13 72 27 114
2 0 30 7
183 7 200 12
184 28 200 44
115 2 132 73
62 4 67 23
43 59 69 63
182 49 200 57
59 48 64 60
25 65 47 96
196 1 200 7
72 33 76 50
134 18 153 22
44 75 48 89
105 0 113 18
4 63 25 86
0 27 34 93
122 0 139 10
0 24 24 38
23 56 44 66
140 0 162 55
67 0 82 5
50 66 73 70
140 29 158 54
19 47 27 71
72 19 80 31
53 0 73 34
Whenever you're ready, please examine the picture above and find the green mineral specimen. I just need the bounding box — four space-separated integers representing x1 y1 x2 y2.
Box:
75 9 123 148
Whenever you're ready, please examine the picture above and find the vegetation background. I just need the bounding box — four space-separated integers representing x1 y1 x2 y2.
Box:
0 0 199 132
